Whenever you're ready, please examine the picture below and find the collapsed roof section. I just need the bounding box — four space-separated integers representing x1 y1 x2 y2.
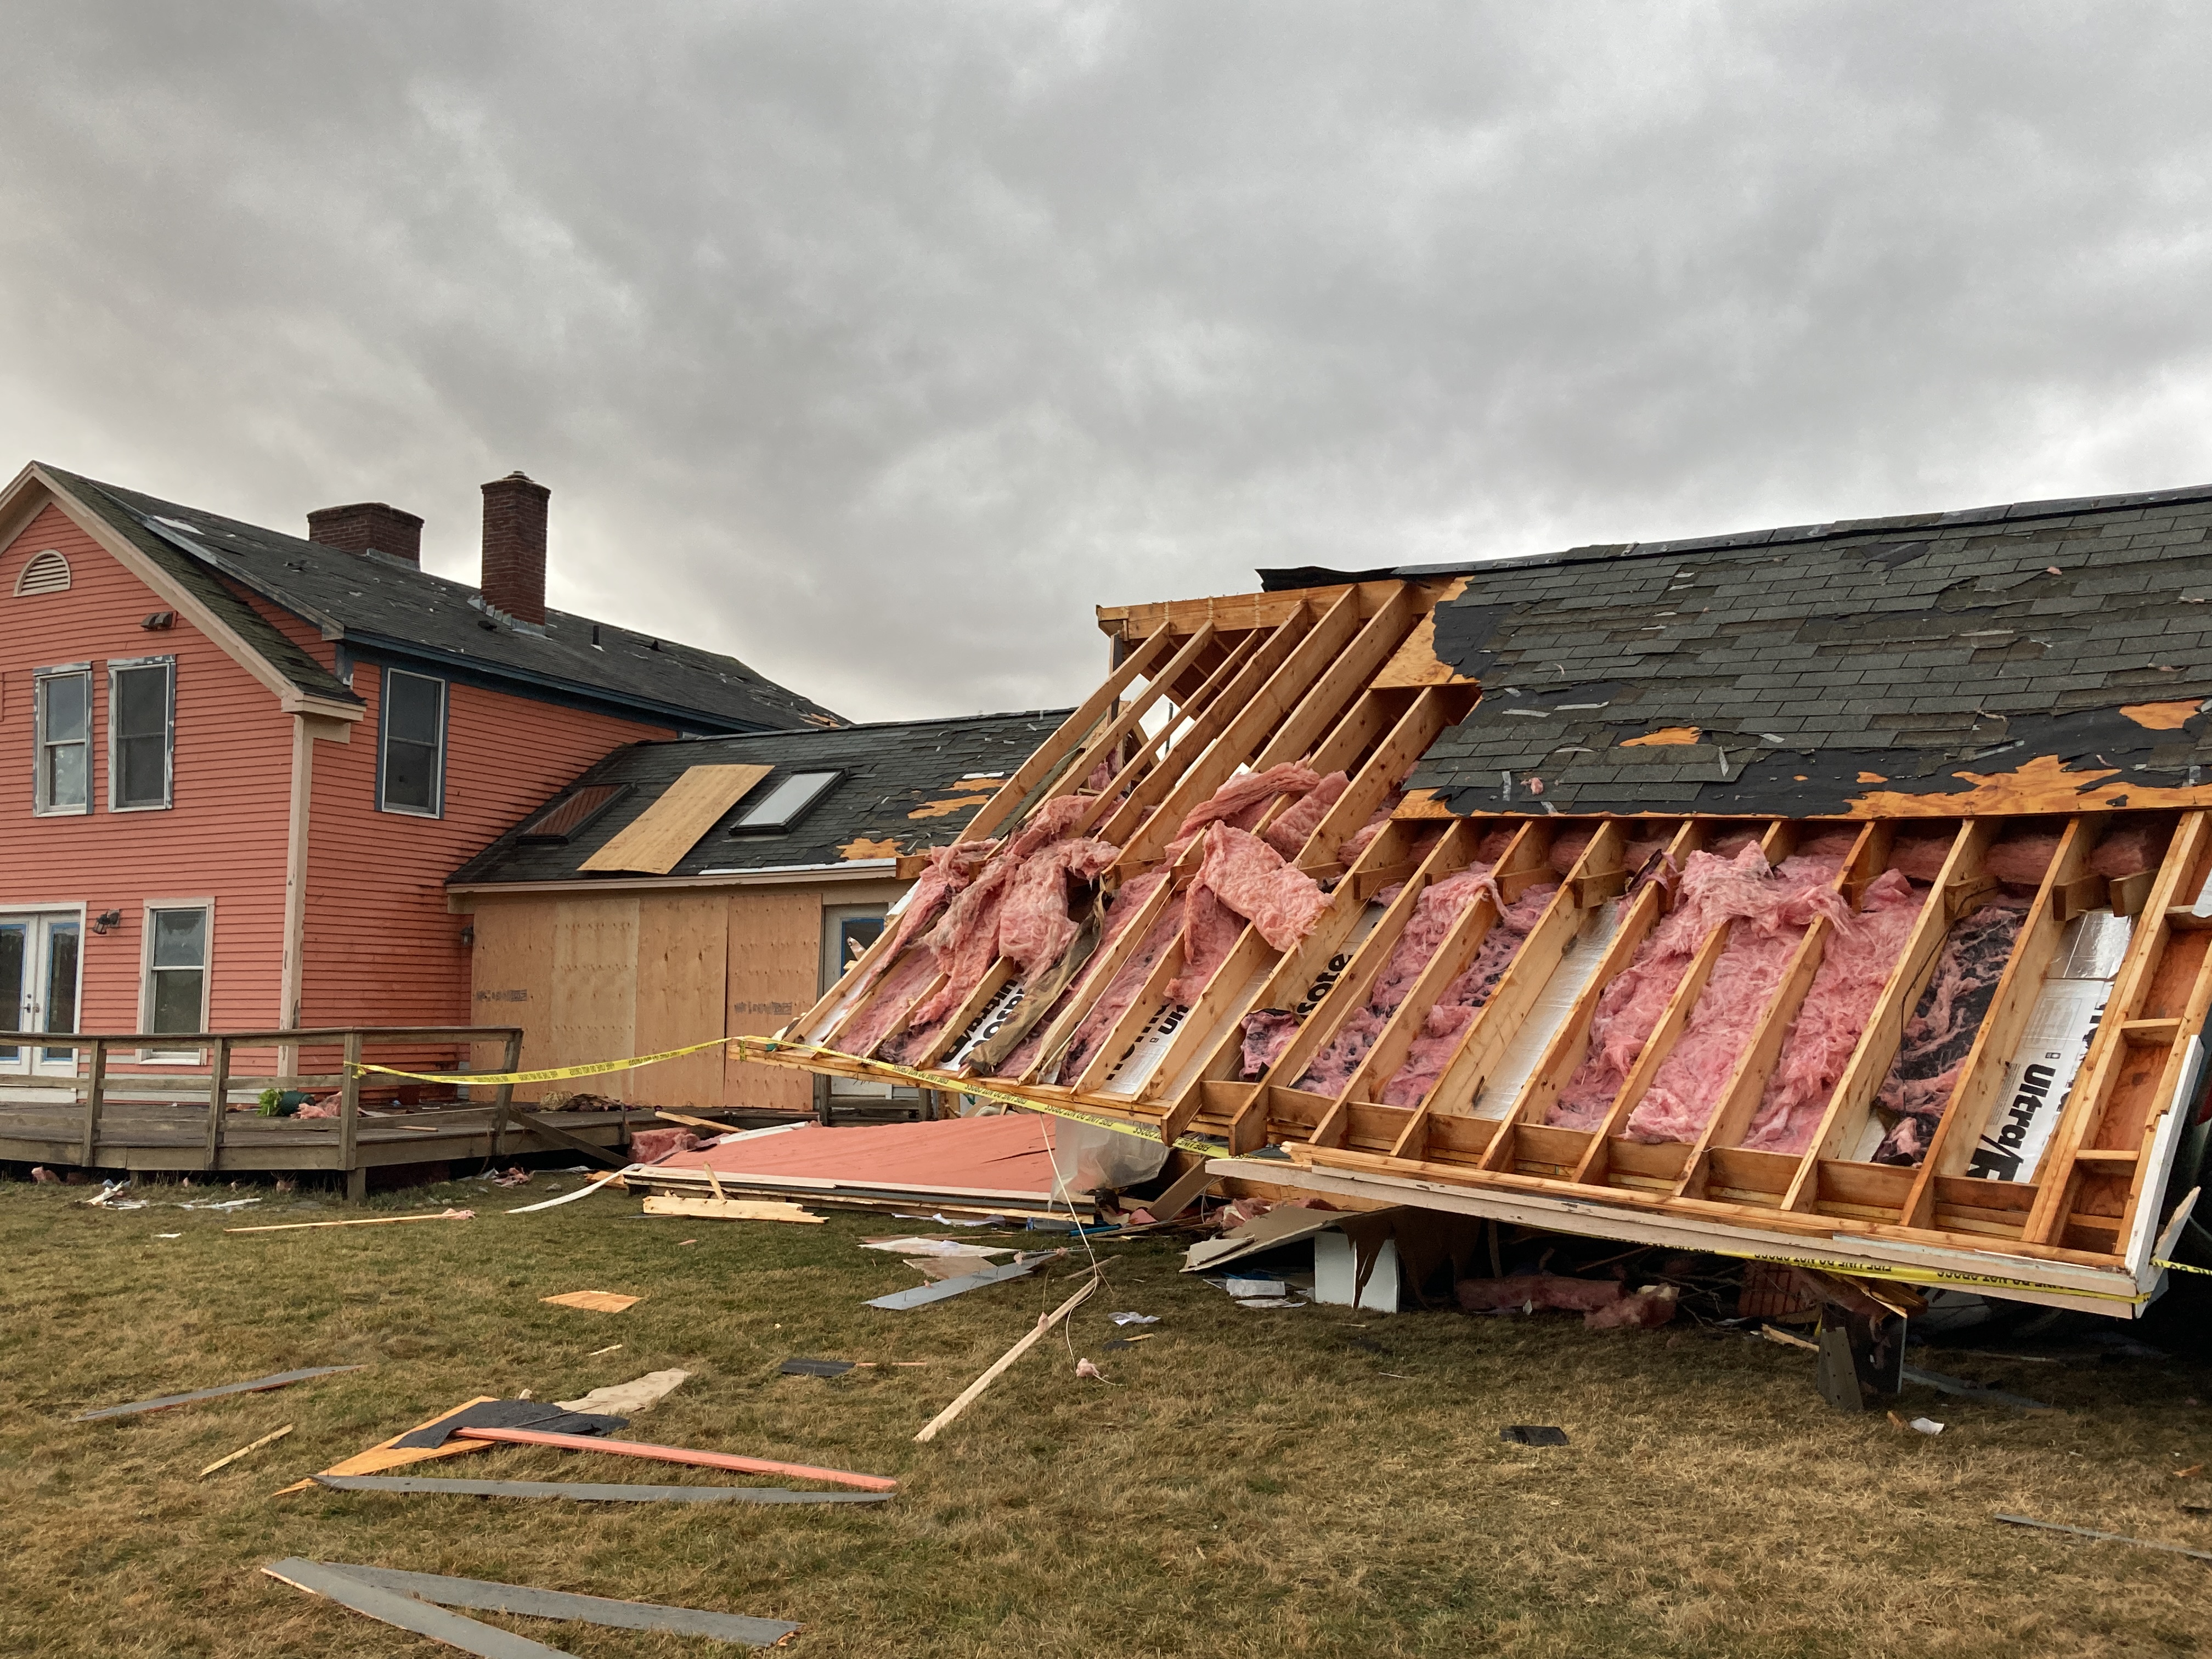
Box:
1269 482 2212 819
755 570 2211 1317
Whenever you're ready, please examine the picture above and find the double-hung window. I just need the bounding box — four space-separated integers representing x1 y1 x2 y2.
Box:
143 903 211 1045
379 668 447 816
109 656 176 810
33 666 92 815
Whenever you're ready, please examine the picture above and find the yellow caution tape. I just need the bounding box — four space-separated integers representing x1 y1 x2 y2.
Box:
2155 1257 2212 1277
353 1036 1226 1156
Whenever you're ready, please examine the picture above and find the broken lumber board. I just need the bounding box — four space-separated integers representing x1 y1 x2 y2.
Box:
303 1561 800 1647
200 1424 292 1477
271 1396 501 1494
75 1364 365 1421
1993 1512 2212 1562
506 1169 630 1214
513 1111 630 1167
227 1209 472 1233
641 1194 823 1224
260 1559 571 1658
309 1474 890 1505
865 1256 1051 1310
915 1272 1100 1443
449 1426 898 1491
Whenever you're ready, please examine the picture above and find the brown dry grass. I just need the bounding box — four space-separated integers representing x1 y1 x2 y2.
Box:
1 1172 2208 1658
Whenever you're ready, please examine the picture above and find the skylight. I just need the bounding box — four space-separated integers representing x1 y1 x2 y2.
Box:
518 783 629 843
729 770 840 833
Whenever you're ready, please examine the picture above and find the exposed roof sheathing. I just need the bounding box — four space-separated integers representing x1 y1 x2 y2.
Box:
1267 484 2212 817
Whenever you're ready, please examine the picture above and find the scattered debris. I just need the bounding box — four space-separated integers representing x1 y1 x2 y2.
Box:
490 1167 532 1187
1224 1275 1290 1299
1499 1425 1570 1447
30 1166 57 1183
273 1397 506 1492
442 1425 898 1491
861 1237 1015 1259
1899 1365 2053 1412
1992 1513 2212 1563
86 1180 148 1209
154 1232 182 1239
1235 1296 1307 1310
199 1424 294 1477
781 1358 856 1378
74 1364 366 1422
2177 1463 2204 1479
1887 1411 1945 1435
640 1195 823 1224
392 1399 629 1449
1075 1358 1109 1381
586 1344 623 1358
506 1169 627 1214
555 1370 690 1415
308 1474 890 1505
227 1209 473 1234
865 1254 1056 1310
1102 1334 1155 1351
1109 1312 1159 1326
916 1273 1101 1443
262 1559 801 1650
1457 1274 1678 1329
176 1196 262 1212
541 1291 641 1313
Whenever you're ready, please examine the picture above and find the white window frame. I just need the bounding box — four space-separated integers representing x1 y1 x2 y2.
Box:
32 663 93 817
0 902 88 1076
137 899 213 1060
377 667 448 817
108 654 176 812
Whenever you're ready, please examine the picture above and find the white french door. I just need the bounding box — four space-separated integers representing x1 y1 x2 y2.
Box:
0 911 84 1077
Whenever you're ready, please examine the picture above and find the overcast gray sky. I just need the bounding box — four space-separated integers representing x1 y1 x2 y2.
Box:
5 4 2211 723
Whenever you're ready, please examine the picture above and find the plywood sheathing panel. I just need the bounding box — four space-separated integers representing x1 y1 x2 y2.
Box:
580 764 772 873
549 896 639 1084
727 889 822 1113
633 893 730 1109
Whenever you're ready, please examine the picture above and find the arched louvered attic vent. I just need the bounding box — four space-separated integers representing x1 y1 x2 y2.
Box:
14 550 70 596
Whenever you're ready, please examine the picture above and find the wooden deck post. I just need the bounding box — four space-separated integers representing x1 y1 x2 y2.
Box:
202 1036 230 1171
340 1031 363 1202
489 1031 521 1160
78 1039 106 1168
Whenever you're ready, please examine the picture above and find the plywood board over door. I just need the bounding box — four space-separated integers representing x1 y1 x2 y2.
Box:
633 893 731 1108
466 895 556 1099
727 890 821 1113
549 895 639 1091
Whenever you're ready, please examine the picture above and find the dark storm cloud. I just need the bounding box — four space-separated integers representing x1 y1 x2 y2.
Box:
5 3 2212 720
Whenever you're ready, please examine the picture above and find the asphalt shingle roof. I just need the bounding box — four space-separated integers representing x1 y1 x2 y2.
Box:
449 709 1073 883
1261 482 2212 816
50 466 840 733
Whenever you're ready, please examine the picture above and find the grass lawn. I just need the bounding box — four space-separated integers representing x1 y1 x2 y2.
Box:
2 1170 2209 1658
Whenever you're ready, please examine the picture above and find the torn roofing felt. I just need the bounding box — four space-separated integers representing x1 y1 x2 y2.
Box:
450 708 1073 883
46 466 842 735
1268 481 2212 816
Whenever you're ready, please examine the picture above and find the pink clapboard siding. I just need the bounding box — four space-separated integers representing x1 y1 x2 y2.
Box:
0 504 291 1056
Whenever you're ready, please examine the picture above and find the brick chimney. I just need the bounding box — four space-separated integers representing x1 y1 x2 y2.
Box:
479 471 550 625
307 501 422 564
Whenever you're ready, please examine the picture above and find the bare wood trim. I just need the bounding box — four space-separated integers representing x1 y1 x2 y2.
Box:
79 1039 107 1166
203 1036 229 1169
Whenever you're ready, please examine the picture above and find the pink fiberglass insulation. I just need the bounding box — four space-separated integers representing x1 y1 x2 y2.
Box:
848 839 996 999
1871 896 2029 1165
1381 881 1561 1106
1476 826 1521 862
1164 880 1246 1006
1547 844 1830 1131
1547 826 1596 875
1738 869 1925 1155
1707 828 1765 860
1058 894 1188 1078
1887 831 1956 883
1239 1008 1302 1080
1261 770 1349 859
996 870 1172 1077
838 947 945 1058
1623 853 1849 1144
996 837 1119 981
1336 800 1397 866
900 794 1103 1029
1163 764 1323 860
1985 831 2062 888
2091 823 2159 880
1163 824 1333 1004
1291 864 1497 1094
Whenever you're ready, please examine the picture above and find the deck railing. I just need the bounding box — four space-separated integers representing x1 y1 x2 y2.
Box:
0 1026 523 1173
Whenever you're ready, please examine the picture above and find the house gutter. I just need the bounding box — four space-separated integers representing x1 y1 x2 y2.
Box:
444 860 900 906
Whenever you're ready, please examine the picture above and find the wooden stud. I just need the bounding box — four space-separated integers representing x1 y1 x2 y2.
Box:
78 1037 106 1167
338 1031 363 1190
202 1035 229 1171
